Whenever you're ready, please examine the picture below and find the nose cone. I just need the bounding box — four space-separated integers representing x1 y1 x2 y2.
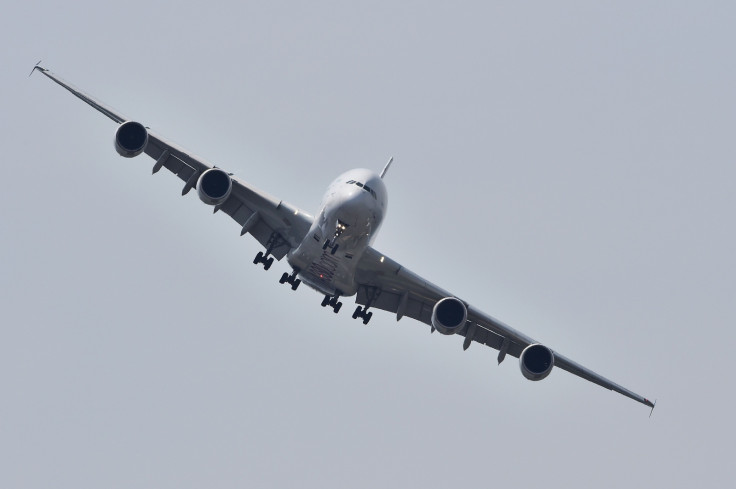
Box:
324 168 387 245
334 189 375 228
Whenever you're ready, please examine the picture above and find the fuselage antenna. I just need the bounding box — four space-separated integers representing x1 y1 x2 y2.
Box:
380 156 394 179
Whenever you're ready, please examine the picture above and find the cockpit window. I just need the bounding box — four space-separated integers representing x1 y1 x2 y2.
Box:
345 180 377 199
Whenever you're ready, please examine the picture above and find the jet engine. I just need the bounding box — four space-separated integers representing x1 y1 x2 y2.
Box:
197 168 233 205
114 121 148 158
431 297 467 335
519 343 554 381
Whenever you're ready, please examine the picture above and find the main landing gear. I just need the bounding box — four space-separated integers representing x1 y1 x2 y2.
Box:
253 251 274 270
321 294 342 313
352 306 373 325
279 269 301 291
253 232 287 270
352 287 379 325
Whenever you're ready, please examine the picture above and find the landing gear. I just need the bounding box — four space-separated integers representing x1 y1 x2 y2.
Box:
321 294 342 313
352 287 380 325
253 232 287 270
322 240 339 255
352 306 373 325
253 251 274 270
279 269 301 291
322 220 348 256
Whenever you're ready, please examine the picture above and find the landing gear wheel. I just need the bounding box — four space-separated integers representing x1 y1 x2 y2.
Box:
352 305 373 324
323 294 342 313
264 257 274 270
279 269 301 290
253 251 264 265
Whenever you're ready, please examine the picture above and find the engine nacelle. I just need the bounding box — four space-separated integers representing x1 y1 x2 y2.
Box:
197 168 233 206
114 121 148 158
431 297 468 335
519 344 555 381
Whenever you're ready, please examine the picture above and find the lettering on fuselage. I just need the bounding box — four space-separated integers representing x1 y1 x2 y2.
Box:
307 250 340 284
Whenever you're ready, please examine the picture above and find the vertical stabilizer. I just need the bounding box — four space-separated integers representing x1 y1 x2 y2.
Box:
380 157 394 179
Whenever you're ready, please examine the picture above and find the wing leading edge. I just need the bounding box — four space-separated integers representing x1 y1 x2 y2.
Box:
32 66 313 258
355 247 655 409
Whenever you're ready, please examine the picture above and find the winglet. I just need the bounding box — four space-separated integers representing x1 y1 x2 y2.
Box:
379 156 394 179
29 60 44 78
648 399 657 418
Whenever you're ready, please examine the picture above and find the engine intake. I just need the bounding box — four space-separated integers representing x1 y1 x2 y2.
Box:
114 121 148 158
519 344 554 381
431 297 467 335
197 168 233 205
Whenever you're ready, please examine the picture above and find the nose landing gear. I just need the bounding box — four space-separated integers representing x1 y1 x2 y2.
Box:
322 220 348 255
322 240 339 255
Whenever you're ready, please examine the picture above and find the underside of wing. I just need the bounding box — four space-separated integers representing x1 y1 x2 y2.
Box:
354 246 654 408
141 131 313 258
34 66 313 261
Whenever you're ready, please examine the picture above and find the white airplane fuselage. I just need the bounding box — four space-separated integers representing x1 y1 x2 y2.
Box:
287 168 387 297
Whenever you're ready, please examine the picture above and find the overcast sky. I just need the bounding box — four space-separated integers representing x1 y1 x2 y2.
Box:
2 1 735 488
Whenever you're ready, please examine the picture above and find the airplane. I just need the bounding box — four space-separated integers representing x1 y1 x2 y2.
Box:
32 64 655 411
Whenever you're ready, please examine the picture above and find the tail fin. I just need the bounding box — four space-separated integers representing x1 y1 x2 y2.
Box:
380 157 394 179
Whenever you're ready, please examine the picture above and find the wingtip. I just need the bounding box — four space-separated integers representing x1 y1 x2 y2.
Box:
648 398 657 418
28 60 45 78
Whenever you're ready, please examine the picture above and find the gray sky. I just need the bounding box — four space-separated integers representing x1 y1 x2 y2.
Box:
2 1 735 487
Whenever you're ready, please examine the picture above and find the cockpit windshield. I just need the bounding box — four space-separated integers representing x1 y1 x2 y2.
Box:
346 180 377 199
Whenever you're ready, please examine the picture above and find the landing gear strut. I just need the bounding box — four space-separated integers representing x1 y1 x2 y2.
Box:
321 294 342 313
322 240 339 255
279 269 301 291
322 220 347 255
352 306 373 325
253 232 287 270
352 287 380 325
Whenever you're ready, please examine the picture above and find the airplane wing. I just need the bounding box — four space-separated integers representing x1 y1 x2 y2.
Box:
354 247 655 409
33 66 313 259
